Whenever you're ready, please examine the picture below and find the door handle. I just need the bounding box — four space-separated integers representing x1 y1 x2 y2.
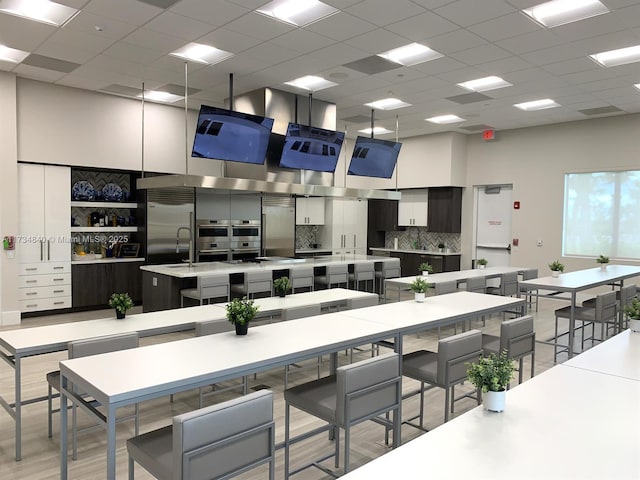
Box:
47 240 51 261
40 240 43 261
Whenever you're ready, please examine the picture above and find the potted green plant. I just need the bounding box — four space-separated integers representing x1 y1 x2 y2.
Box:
274 276 292 297
108 292 134 319
437 243 445 253
596 254 610 271
226 297 259 335
476 258 488 270
624 297 640 333
549 260 565 278
418 262 433 276
409 276 431 302
466 351 516 412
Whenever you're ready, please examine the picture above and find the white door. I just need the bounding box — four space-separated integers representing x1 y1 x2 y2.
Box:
44 166 71 262
18 164 46 263
474 185 512 267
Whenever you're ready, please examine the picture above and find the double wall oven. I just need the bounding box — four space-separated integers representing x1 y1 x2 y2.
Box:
196 220 230 262
230 220 261 261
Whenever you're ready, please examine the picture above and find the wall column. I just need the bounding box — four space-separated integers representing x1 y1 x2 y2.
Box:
0 72 20 325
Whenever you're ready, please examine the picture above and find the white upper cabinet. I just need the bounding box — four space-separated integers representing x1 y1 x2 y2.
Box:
397 189 428 227
296 197 325 225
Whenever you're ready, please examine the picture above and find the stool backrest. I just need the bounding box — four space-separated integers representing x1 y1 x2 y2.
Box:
69 332 139 359
199 274 230 301
173 389 274 480
245 270 273 296
500 315 535 359
381 258 401 279
327 264 348 284
336 353 401 426
289 267 314 289
281 304 321 321
435 280 457 295
437 330 482 385
595 290 617 323
347 294 378 310
500 271 519 297
196 319 233 336
465 276 486 294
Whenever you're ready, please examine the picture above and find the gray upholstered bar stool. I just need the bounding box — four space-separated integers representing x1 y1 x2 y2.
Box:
402 329 483 424
519 268 539 312
348 262 375 291
289 266 314 293
465 276 487 326
482 315 535 384
47 332 140 460
127 390 275 480
375 257 401 302
231 269 273 299
486 271 519 297
284 353 401 478
314 263 348 290
434 280 459 338
180 274 230 307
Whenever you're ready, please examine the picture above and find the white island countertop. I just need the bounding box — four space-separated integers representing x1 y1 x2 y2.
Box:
140 255 396 278
370 247 461 256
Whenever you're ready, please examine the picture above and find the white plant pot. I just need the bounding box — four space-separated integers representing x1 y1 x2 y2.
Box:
600 264 607 271
551 270 560 278
477 264 485 270
422 271 429 276
630 318 640 333
414 292 425 303
484 390 506 412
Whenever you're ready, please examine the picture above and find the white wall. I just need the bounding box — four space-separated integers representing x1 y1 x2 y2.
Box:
0 72 20 325
462 113 640 275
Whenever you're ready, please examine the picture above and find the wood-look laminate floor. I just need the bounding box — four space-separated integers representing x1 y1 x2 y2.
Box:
0 292 593 479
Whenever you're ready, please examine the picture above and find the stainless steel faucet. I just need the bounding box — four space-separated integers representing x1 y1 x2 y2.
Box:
175 212 193 267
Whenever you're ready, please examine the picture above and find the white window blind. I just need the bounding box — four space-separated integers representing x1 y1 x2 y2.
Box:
563 170 640 259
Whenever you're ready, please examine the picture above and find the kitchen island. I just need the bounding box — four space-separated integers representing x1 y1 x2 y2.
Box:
140 255 397 312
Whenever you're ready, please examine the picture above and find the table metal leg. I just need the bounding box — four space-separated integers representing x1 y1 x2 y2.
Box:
15 355 21 461
60 375 68 480
107 404 117 480
393 333 402 448
569 292 576 358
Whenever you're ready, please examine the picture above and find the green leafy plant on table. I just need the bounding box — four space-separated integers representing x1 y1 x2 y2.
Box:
108 293 134 318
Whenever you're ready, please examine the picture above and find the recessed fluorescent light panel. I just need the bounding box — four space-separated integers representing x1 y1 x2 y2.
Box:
458 76 512 92
377 43 443 66
256 0 338 27
0 0 78 26
0 44 29 63
522 0 609 28
358 127 394 135
426 114 465 124
590 45 640 68
284 75 337 91
514 98 560 111
634 83 640 92
170 42 233 65
138 91 184 103
364 98 411 110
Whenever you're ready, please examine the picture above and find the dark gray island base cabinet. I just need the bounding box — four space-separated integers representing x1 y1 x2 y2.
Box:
390 252 460 275
142 270 190 312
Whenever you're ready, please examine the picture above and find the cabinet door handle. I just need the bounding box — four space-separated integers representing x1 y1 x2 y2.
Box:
353 234 356 248
26 292 37 296
53 278 64 281
53 266 64 270
47 240 51 261
53 301 65 305
40 240 43 261
53 290 64 293
26 268 37 272
26 304 38 308
26 280 37 284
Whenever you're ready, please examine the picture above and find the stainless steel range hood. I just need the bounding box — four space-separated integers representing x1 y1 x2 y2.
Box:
137 174 401 200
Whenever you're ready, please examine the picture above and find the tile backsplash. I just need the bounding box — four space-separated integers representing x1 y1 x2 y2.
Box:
296 225 321 249
385 227 460 252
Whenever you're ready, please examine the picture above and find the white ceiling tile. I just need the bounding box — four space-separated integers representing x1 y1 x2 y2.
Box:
46 27 115 56
385 12 458 42
143 12 215 40
450 44 512 66
344 29 411 55
242 41 304 66
310 43 371 66
122 28 185 54
344 0 426 27
84 0 163 25
542 58 599 76
103 41 164 64
305 12 376 42
170 0 249 25
468 12 540 42
476 56 533 75
550 9 630 43
410 0 459 8
35 40 102 64
0 14 56 51
569 31 640 57
14 64 66 82
497 29 563 55
65 11 139 41
197 28 264 53
434 0 517 27
428 29 488 54
520 44 585 66
55 75 111 91
409 56 468 75
270 29 336 54
224 12 295 41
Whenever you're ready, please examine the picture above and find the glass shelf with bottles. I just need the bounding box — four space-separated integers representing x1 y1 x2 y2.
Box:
71 205 139 232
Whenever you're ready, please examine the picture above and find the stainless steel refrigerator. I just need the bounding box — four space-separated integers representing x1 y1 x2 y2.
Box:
261 195 295 258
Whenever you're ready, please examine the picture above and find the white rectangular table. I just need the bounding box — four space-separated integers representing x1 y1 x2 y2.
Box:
340 364 640 480
519 265 640 359
385 266 526 302
0 304 227 461
563 329 640 381
57 292 523 479
59 313 401 480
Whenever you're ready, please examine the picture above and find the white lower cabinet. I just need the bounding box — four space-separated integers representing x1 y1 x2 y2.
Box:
18 262 72 312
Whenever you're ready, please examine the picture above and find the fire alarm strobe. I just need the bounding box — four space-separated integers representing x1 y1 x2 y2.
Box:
482 129 496 141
